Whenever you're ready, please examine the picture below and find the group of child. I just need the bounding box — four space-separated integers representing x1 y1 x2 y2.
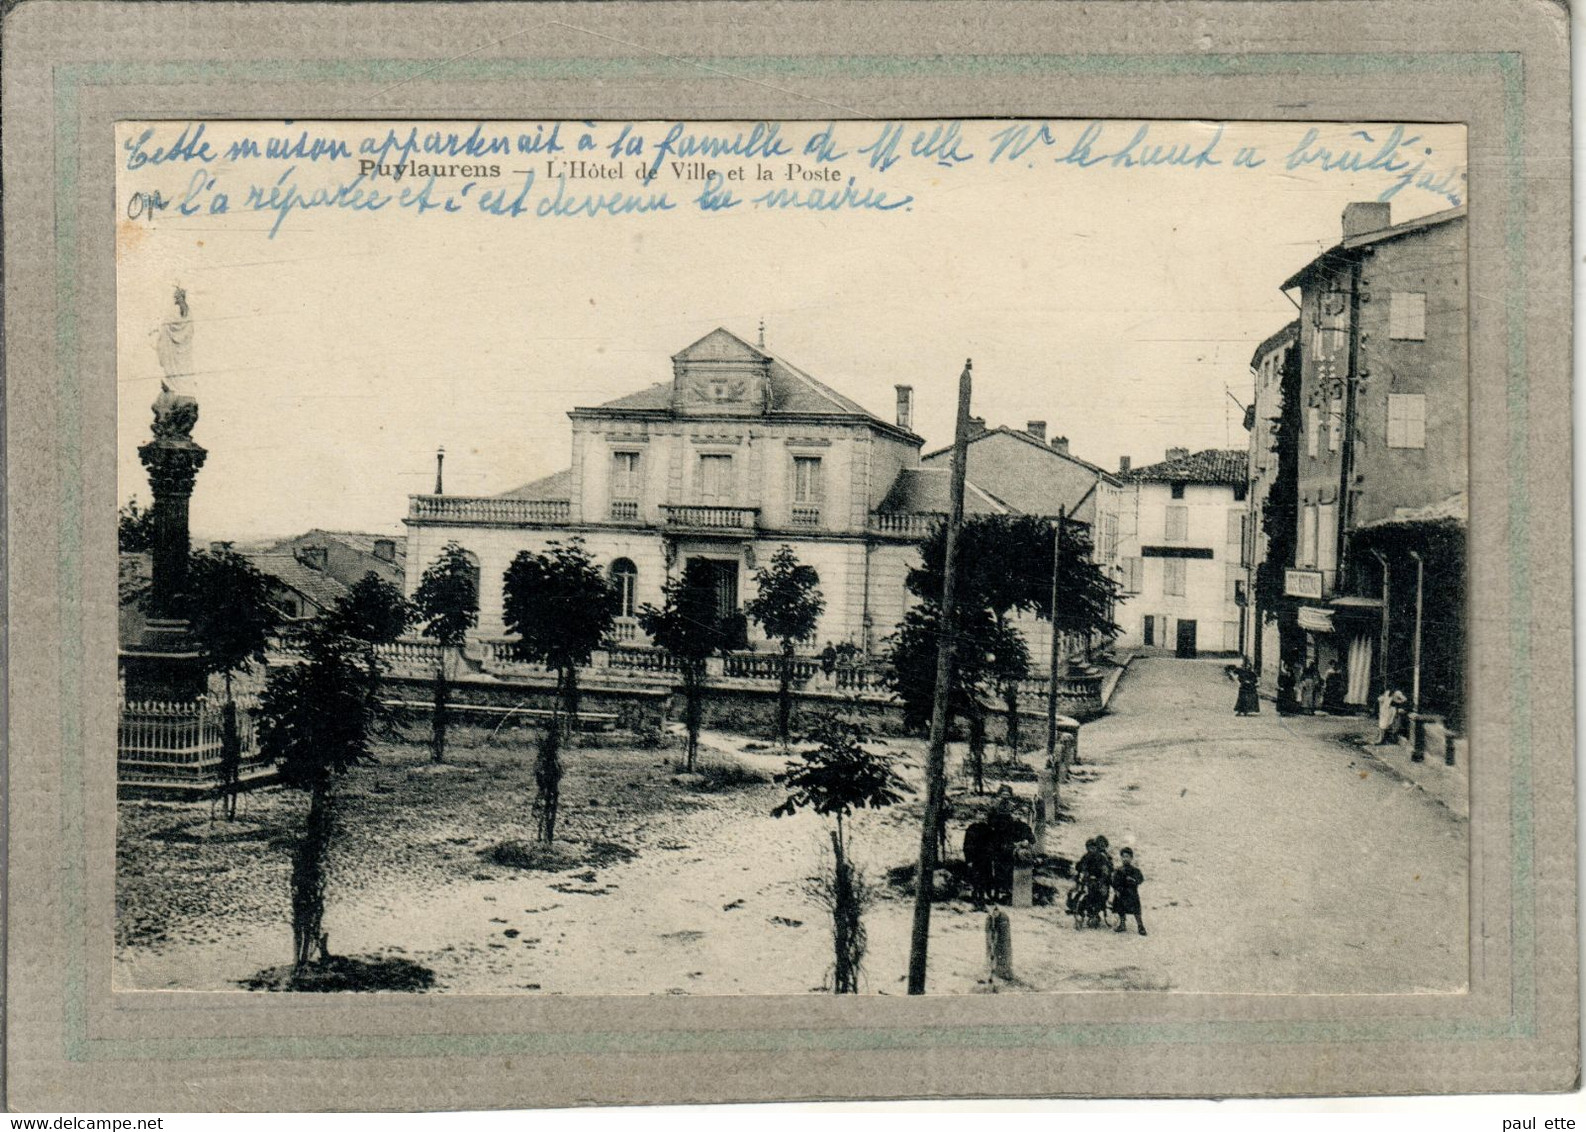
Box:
1068 835 1147 935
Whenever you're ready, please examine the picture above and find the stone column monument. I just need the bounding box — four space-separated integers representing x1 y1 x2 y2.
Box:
121 287 209 701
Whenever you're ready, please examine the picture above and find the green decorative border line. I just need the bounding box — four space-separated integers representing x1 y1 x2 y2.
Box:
59 50 1529 1062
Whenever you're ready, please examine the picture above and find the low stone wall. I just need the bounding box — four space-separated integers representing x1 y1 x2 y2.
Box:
382 674 669 735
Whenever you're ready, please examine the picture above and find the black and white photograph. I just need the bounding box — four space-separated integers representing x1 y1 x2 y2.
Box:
113 117 1470 999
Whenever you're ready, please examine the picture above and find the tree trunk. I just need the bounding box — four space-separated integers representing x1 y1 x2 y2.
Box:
1003 681 1020 760
684 668 702 773
830 826 863 994
778 639 796 748
533 720 563 845
291 779 334 974
220 694 241 821
431 654 449 764
967 700 986 794
560 664 581 742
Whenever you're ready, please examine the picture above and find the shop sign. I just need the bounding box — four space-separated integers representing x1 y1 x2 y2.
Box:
1285 568 1324 599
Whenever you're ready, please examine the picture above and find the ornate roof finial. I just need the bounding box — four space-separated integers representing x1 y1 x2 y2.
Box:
757 318 765 350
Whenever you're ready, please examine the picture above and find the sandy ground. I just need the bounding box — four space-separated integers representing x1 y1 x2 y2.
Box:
115 657 1466 995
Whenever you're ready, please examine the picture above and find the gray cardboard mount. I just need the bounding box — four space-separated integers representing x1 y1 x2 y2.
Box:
3 0 1576 1110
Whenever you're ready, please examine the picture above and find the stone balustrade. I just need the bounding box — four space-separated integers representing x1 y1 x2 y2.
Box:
408 494 572 525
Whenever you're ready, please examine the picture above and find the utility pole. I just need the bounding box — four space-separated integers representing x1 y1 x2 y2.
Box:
1045 508 1066 764
906 359 973 996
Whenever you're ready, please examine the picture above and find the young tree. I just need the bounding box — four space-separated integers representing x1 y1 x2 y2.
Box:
322 572 413 645
501 538 616 844
885 601 1025 793
638 560 733 772
411 543 479 765
906 514 1119 760
255 629 388 974
185 548 280 819
118 497 157 553
744 545 825 748
501 538 617 731
772 714 907 993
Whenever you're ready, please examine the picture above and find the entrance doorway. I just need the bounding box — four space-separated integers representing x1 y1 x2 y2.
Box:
1143 615 1156 647
686 556 739 621
1176 619 1198 658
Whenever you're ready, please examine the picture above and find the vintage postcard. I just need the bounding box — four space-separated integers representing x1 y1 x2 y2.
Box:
111 116 1475 999
6 0 1576 1110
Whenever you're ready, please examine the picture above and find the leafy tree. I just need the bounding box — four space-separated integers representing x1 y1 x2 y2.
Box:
906 515 1118 761
185 548 280 819
1255 341 1303 667
501 538 617 731
411 543 479 764
744 545 825 747
255 629 389 974
118 497 157 553
884 601 1027 793
772 714 907 993
501 538 616 844
638 560 734 772
323 572 413 644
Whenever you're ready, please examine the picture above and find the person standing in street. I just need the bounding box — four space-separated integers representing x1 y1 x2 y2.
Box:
1297 660 1320 714
1111 848 1147 936
1233 662 1261 716
1375 687 1408 744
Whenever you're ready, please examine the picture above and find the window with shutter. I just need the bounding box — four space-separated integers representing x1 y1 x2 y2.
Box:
1307 407 1320 458
1317 503 1337 573
1163 559 1186 597
1387 394 1427 449
1328 395 1343 452
1165 505 1188 542
1390 291 1426 340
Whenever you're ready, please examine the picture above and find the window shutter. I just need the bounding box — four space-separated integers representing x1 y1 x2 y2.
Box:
1307 408 1320 458
1387 395 1427 450
1390 291 1427 340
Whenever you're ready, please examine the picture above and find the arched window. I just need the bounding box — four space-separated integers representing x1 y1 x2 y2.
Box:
611 558 638 618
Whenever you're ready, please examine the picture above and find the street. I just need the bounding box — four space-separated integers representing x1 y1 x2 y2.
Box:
115 656 1468 996
982 655 1469 994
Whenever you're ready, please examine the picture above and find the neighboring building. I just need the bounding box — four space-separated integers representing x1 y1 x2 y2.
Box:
920 420 1127 659
403 327 1000 655
1276 202 1467 724
242 548 353 624
1113 447 1249 655
1241 321 1300 693
261 529 406 590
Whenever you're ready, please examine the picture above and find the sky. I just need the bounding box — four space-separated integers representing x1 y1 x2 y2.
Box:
115 118 1467 541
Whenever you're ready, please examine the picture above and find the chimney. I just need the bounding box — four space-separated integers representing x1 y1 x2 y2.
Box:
1166 447 1190 462
1341 201 1391 239
296 546 328 571
1025 420 1047 442
1052 435 1070 457
894 384 914 431
373 538 396 564
1118 455 1131 473
969 416 987 435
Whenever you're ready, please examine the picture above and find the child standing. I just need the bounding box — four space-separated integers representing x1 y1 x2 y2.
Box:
1111 847 1147 936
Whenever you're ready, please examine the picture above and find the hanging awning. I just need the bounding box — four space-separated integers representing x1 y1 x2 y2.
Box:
1297 605 1335 633
1330 595 1384 611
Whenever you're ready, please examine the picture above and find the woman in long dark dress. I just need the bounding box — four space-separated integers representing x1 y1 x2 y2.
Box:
1234 664 1261 716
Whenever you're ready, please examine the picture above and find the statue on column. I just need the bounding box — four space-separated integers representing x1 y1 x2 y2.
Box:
151 285 199 439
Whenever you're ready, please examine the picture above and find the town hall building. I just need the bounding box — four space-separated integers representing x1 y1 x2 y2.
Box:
402 328 1011 656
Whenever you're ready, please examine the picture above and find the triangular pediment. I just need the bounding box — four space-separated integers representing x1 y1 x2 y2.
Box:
671 328 769 364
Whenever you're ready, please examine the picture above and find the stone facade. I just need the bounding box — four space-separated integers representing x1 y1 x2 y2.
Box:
403 328 950 655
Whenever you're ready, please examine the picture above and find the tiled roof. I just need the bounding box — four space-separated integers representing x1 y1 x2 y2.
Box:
276 529 407 568
1125 448 1248 487
920 425 1120 483
576 328 909 435
876 468 1010 516
1250 320 1299 367
497 467 573 501
244 553 352 612
1281 206 1466 290
1357 491 1467 529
